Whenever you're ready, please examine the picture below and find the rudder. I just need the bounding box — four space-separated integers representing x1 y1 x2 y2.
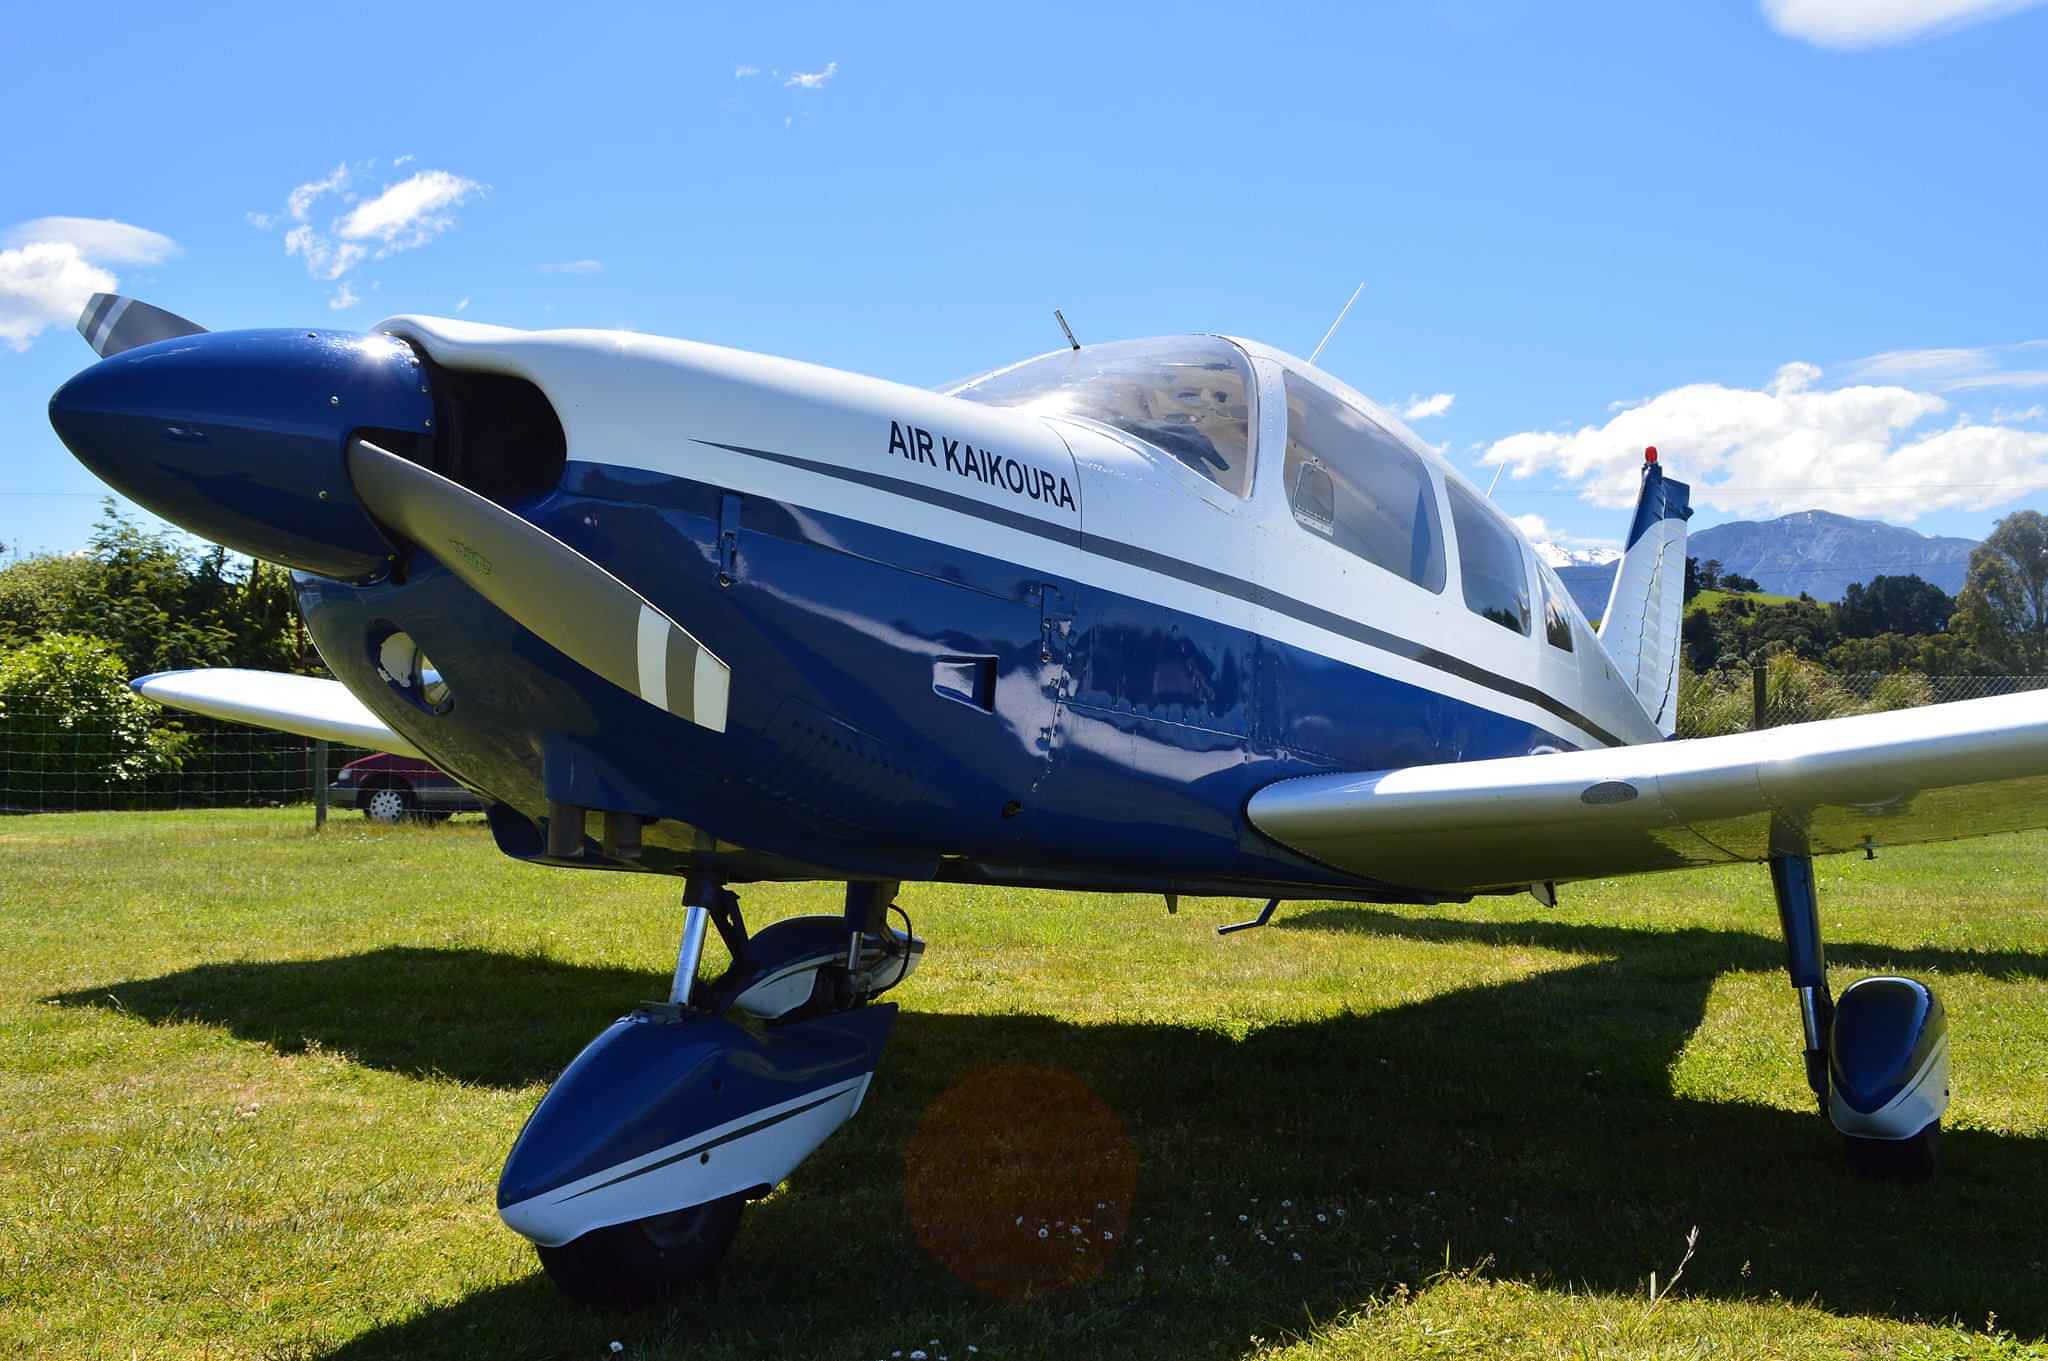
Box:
1597 449 1692 737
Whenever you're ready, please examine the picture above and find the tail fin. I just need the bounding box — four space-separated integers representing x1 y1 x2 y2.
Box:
1597 448 1692 737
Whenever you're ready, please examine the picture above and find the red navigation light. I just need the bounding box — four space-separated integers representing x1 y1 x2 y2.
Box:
1644 446 1659 464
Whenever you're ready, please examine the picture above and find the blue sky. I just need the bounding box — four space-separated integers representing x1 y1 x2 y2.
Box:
6 0 2047 564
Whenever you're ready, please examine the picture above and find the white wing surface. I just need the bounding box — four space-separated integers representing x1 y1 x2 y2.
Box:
132 670 422 758
1247 692 2048 894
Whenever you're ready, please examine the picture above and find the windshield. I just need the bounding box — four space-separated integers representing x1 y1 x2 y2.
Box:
947 336 1255 497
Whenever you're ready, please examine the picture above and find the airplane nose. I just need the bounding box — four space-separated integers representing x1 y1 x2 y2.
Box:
48 328 435 579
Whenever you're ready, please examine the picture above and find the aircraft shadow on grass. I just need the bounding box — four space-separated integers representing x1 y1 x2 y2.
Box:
47 912 2048 1357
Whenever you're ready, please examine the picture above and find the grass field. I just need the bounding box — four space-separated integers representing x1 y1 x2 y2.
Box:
5 810 2048 1360
1687 588 1800 614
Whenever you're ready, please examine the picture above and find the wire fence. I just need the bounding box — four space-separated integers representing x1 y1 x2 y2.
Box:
1 664 2043 816
1675 664 2048 739
0 708 376 815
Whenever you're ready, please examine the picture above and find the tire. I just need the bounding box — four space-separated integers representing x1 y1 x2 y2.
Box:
536 1194 744 1310
1843 1121 1939 1182
362 783 413 825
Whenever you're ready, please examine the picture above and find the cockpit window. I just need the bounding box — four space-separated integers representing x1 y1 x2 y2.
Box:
947 337 1255 497
1281 372 1446 591
1446 479 1532 636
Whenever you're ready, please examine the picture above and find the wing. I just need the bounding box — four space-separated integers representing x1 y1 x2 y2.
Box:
1247 691 2048 894
132 670 422 758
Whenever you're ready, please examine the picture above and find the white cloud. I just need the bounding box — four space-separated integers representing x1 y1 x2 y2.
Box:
0 216 178 352
1482 359 2048 522
3 217 177 266
1402 392 1455 420
393 153 415 167
455 295 471 312
1761 0 2048 47
263 164 483 288
284 223 366 281
1843 339 2048 391
785 60 838 89
288 163 350 223
328 282 360 311
0 242 116 352
1946 370 2048 391
734 64 760 78
538 259 604 275
336 170 484 252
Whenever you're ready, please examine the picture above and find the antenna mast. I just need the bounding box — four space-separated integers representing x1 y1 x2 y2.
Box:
1308 280 1366 364
1053 309 1080 351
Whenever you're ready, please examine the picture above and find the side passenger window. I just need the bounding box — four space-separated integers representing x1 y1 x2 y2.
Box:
1281 373 1446 592
1539 568 1574 651
1446 480 1532 636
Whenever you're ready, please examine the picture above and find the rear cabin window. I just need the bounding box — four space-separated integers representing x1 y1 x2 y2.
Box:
1538 565 1574 651
948 337 1255 497
1447 481 1532 636
1280 373 1446 592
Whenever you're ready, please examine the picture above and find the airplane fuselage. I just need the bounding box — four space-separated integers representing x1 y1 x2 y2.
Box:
292 319 1661 899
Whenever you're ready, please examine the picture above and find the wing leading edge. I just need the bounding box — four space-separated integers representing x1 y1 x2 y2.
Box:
1247 692 2048 894
132 670 422 758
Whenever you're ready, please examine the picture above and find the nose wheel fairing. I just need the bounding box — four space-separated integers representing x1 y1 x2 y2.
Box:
499 1003 896 1247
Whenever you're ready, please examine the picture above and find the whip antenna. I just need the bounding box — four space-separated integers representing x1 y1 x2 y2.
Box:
1054 309 1080 351
1308 280 1366 364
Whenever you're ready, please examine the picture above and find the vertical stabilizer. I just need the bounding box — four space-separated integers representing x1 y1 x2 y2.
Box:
1597 449 1692 737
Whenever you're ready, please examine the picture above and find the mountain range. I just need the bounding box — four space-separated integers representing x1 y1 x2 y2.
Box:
1538 510 1981 620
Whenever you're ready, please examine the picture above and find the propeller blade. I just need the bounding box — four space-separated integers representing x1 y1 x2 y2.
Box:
346 439 731 733
75 293 207 358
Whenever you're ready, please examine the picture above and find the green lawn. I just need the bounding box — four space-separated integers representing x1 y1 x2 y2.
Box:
1688 588 1800 614
5 810 2048 1360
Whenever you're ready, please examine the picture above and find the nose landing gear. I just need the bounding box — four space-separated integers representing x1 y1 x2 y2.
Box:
500 877 922 1308
1770 854 1948 1180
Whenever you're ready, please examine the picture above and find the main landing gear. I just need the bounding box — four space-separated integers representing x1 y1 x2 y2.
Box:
498 877 923 1308
1770 854 1948 1180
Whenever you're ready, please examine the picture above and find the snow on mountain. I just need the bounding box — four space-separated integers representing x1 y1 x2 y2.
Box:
1531 541 1622 569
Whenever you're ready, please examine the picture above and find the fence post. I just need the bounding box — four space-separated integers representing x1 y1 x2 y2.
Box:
313 740 328 830
1752 655 1769 731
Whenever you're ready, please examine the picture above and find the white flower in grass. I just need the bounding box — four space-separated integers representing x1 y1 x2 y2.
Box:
609 1346 624 1356
1037 1227 1048 1239
911 1352 927 1361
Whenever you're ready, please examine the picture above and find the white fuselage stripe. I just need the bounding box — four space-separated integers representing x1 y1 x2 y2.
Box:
663 444 1629 749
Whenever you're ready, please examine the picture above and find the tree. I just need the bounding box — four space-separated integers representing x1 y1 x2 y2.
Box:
0 501 314 679
1954 509 2048 672
1697 558 1723 592
1719 572 1762 593
1838 574 1954 640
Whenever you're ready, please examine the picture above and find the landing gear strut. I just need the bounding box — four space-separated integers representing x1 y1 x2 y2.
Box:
1769 853 1947 1180
500 877 922 1308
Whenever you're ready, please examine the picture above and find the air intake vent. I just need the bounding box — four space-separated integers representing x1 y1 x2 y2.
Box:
411 348 568 505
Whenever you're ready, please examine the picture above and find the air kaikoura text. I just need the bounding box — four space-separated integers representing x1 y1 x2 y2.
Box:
887 421 1077 512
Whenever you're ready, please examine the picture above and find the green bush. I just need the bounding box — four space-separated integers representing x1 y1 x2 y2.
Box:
0 633 186 810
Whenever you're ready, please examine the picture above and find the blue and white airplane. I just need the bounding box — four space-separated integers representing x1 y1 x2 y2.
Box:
47 294 2048 1306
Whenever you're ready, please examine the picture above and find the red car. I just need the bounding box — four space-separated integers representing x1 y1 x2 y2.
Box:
330 751 485 823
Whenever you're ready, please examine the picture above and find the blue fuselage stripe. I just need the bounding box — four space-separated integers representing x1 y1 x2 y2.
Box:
698 438 1626 748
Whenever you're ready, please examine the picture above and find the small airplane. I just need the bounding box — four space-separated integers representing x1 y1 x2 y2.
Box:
46 293 2048 1307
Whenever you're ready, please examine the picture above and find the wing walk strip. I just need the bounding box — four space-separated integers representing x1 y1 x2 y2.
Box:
696 439 1626 748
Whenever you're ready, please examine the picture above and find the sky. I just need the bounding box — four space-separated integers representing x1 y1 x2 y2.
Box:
5 0 2048 565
